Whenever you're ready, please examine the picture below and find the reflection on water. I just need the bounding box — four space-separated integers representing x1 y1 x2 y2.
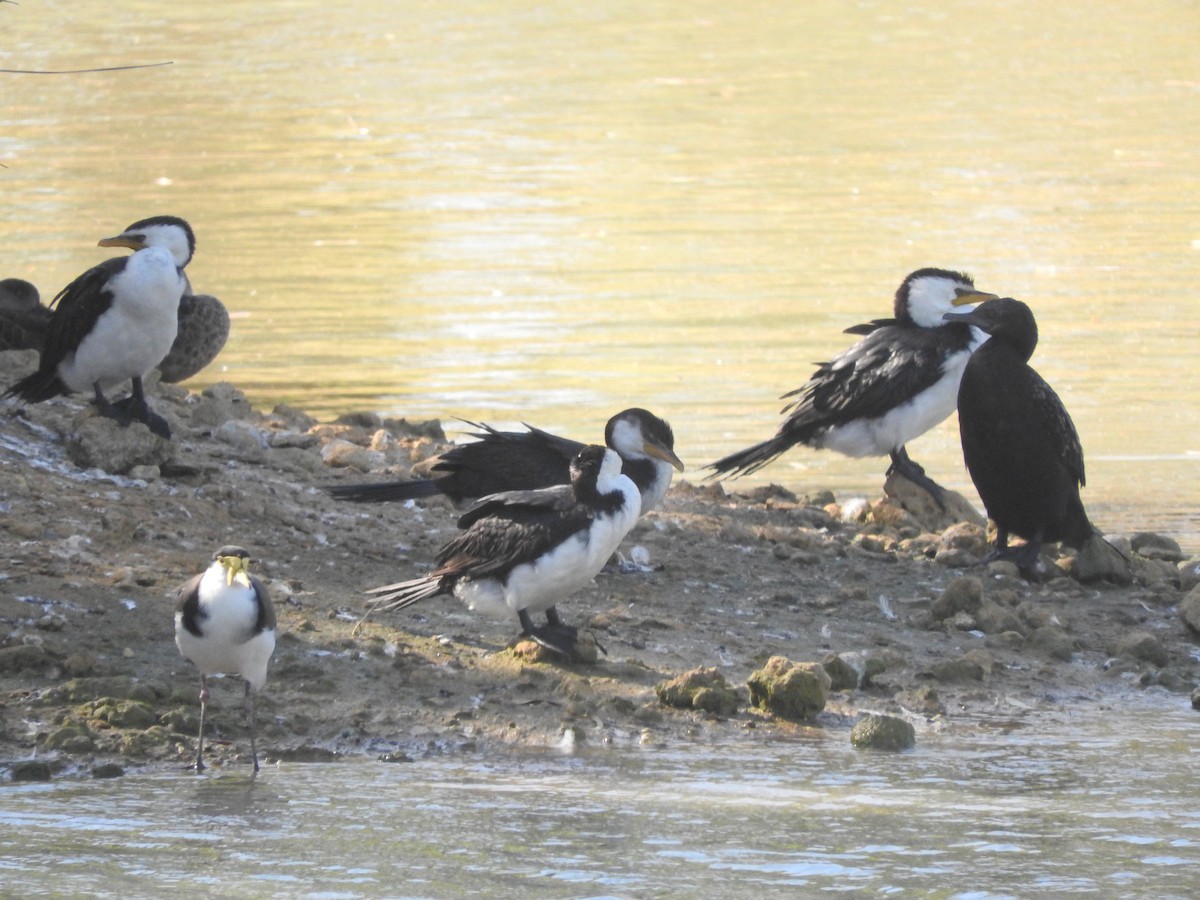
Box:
1 702 1197 896
2 2 1198 549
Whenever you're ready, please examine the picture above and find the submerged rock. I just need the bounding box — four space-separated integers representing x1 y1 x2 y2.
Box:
746 656 831 722
850 713 916 751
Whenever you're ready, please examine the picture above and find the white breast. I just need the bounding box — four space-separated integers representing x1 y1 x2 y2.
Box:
59 247 184 393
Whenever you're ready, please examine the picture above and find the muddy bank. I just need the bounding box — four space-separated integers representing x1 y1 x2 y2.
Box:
2 357 1198 778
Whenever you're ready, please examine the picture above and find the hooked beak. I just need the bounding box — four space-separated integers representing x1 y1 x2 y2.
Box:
98 232 146 251
644 439 685 473
949 289 999 308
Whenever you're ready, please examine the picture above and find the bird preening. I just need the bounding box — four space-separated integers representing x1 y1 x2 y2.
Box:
944 298 1100 575
174 546 276 771
3 215 196 439
363 444 642 661
705 268 999 506
329 407 684 515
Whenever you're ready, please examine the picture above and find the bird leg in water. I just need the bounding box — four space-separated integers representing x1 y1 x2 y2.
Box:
518 607 606 661
887 446 947 509
193 673 210 772
244 679 260 772
108 376 171 439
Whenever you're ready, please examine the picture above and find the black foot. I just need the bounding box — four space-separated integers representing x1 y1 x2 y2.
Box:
980 541 1046 579
887 450 947 509
109 395 171 438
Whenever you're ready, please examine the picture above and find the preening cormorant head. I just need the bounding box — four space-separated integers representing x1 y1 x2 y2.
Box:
569 444 621 502
605 408 685 473
896 268 999 327
99 215 196 269
944 297 1038 362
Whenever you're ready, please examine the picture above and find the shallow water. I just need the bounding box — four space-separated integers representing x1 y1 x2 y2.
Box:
1 1 1198 551
1 699 1197 897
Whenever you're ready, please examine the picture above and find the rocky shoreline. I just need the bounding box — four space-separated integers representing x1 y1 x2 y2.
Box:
2 350 1199 780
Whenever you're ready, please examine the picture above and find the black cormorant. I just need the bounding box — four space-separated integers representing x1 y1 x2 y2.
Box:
706 268 998 501
944 297 1095 571
363 444 640 660
174 546 276 772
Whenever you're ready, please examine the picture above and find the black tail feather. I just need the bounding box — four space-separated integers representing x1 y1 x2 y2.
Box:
705 434 798 480
3 369 67 405
327 478 442 503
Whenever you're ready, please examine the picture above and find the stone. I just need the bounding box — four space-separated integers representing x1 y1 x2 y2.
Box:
746 656 831 722
850 713 916 751
927 655 986 683
821 654 859 691
975 600 1023 635
1130 533 1184 563
884 475 985 533
65 415 173 475
0 644 53 672
1180 586 1200 637
896 684 945 717
1066 534 1133 585
1112 631 1168 667
10 760 53 782
931 576 983 621
655 668 739 717
1028 625 1076 661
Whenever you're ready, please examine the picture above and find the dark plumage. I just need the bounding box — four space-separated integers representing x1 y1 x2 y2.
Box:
706 268 998 502
329 407 684 514
0 278 50 352
364 445 641 659
945 298 1095 570
3 216 196 438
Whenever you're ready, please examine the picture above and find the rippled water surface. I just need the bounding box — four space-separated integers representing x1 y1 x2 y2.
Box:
1 702 1198 897
3 1 1198 549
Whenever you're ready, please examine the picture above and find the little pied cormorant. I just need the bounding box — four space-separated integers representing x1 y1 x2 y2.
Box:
2 215 195 438
329 407 684 515
364 444 640 660
705 268 998 502
944 298 1096 572
175 546 277 772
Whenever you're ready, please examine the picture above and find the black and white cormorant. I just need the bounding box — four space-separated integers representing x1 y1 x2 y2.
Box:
705 268 998 501
364 444 641 660
944 298 1095 571
330 407 684 515
175 546 277 772
2 215 195 438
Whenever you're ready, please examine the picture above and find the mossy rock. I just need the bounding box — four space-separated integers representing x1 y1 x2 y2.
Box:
41 721 96 754
656 667 739 717
821 654 859 691
851 714 916 751
746 656 831 722
91 699 159 730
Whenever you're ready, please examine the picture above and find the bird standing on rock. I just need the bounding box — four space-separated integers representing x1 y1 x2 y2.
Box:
944 298 1096 572
2 215 195 438
364 444 640 661
329 407 684 515
174 546 276 772
706 268 998 503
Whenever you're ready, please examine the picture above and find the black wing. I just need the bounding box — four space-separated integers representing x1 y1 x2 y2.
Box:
780 322 974 430
42 257 127 371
